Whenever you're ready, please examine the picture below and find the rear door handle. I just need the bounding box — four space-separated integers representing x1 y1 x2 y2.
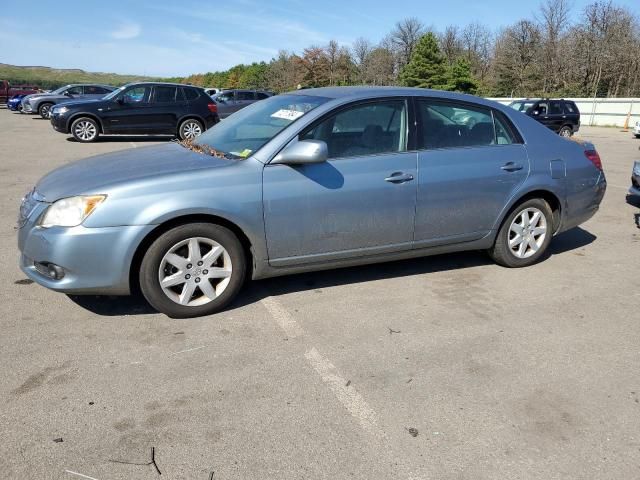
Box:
385 172 414 183
501 162 524 172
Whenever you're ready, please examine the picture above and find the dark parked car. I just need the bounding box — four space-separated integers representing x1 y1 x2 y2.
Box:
22 84 116 118
631 161 640 197
213 89 273 118
509 99 580 137
49 82 219 142
19 87 606 318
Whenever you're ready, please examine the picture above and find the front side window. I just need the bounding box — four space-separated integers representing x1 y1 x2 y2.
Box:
66 86 83 95
236 91 255 101
509 101 534 112
418 100 495 149
215 91 235 103
121 86 150 103
301 100 407 159
195 94 328 158
549 101 563 115
536 102 549 115
152 86 177 103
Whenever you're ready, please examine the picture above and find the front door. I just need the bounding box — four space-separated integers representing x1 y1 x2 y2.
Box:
101 85 153 133
414 99 529 245
263 98 417 266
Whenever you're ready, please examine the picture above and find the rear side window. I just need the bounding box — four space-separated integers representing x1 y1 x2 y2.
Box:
493 111 522 145
564 102 577 114
182 87 200 101
85 86 110 95
301 99 407 159
152 86 177 103
418 100 494 149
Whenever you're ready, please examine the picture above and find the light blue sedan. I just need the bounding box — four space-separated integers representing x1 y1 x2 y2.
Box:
17 87 607 317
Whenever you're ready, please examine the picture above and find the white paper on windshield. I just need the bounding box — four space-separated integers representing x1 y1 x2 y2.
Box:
271 109 304 121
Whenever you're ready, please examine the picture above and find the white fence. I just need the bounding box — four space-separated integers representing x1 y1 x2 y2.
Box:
487 97 640 128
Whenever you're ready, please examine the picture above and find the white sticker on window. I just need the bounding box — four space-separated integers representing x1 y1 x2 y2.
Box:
271 109 304 121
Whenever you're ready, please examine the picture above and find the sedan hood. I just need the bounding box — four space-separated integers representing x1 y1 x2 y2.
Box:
35 143 234 201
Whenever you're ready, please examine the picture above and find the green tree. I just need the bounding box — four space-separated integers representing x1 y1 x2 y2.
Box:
399 32 448 89
445 58 478 93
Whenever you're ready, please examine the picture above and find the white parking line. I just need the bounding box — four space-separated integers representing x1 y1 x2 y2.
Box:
129 142 137 148
65 470 100 480
260 296 303 338
305 347 385 439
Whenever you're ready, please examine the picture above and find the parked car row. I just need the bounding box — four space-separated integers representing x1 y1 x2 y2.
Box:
6 82 275 142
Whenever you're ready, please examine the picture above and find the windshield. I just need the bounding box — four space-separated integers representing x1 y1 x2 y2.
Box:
195 94 329 158
510 101 535 112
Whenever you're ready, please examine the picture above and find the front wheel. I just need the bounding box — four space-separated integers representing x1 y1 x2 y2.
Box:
71 117 99 142
489 199 553 268
558 126 573 137
178 118 204 140
139 223 246 318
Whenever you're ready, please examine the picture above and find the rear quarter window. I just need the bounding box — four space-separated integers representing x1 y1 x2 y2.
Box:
182 88 200 101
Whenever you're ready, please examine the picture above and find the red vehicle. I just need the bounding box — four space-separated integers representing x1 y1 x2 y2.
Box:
0 80 39 103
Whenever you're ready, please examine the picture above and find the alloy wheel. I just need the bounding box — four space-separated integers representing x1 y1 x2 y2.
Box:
182 121 202 140
559 127 572 137
158 237 232 307
40 104 51 118
508 207 548 259
74 121 97 141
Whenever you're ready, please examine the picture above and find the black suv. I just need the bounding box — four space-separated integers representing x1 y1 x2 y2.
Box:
49 82 219 142
212 89 273 119
509 99 580 137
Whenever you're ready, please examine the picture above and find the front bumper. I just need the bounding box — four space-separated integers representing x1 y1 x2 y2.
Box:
18 205 155 294
633 124 640 136
631 163 640 196
21 101 33 113
49 111 69 133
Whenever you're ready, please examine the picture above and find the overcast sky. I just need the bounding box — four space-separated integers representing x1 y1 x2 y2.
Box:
1 0 637 77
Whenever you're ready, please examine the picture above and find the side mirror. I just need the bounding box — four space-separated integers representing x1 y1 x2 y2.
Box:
64 91 72 97
272 140 328 166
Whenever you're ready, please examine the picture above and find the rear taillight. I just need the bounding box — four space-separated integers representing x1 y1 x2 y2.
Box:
584 150 602 171
207 103 217 113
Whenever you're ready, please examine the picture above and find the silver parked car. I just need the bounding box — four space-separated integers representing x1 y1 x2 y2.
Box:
21 84 115 118
213 89 273 118
18 87 606 318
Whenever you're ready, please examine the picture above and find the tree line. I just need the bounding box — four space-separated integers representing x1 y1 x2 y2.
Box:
167 0 640 98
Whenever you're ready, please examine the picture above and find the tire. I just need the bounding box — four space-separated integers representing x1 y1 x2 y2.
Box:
70 117 99 142
178 118 204 140
558 125 573 137
139 223 246 318
489 198 554 268
38 102 54 119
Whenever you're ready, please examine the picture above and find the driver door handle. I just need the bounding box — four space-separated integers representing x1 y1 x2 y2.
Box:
385 172 414 184
501 162 524 172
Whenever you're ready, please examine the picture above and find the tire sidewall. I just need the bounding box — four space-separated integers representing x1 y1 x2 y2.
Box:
71 117 99 142
494 199 554 267
179 119 204 140
139 223 246 318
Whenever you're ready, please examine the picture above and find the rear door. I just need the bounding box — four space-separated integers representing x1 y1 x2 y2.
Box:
547 100 565 132
563 101 580 129
263 98 417 265
146 85 182 133
414 98 529 245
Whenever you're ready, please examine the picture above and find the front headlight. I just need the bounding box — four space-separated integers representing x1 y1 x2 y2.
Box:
56 106 69 114
40 195 106 228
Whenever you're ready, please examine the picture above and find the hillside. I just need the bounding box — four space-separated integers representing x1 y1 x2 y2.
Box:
0 63 156 89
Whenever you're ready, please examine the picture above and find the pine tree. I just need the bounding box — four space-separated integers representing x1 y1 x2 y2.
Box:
445 58 478 93
399 32 448 89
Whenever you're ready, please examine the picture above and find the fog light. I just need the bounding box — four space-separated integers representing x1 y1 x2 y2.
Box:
34 261 65 280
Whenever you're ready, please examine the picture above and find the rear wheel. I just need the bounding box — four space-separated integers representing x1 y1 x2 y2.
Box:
489 198 553 268
71 117 99 142
139 223 246 318
178 118 204 140
558 125 573 137
38 102 54 119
